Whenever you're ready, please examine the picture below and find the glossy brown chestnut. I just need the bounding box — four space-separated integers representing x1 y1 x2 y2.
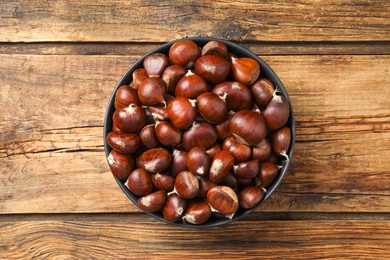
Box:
229 109 267 146
238 186 265 209
250 78 275 107
252 138 272 162
107 150 134 181
139 124 161 149
162 65 187 95
182 121 218 151
206 143 222 160
209 151 235 184
182 200 212 225
138 148 171 174
138 190 167 213
143 53 170 77
222 136 252 163
168 149 188 177
106 131 141 155
263 91 290 131
146 103 169 121
125 168 153 196
174 171 199 199
233 160 260 179
163 193 187 222
207 185 239 215
155 120 182 147
212 81 252 111
175 70 208 99
138 77 167 107
271 126 291 160
201 40 228 59
151 173 175 192
132 68 149 89
231 57 260 86
169 40 200 68
167 97 197 130
196 92 228 125
114 85 141 109
186 147 211 176
257 162 280 188
112 104 147 133
193 55 230 84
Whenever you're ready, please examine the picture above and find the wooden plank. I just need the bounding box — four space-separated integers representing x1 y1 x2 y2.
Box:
0 54 389 214
1 217 389 259
0 0 389 43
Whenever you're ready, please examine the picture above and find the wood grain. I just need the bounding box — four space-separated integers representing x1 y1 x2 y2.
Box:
1 0 389 43
1 217 389 259
0 54 389 214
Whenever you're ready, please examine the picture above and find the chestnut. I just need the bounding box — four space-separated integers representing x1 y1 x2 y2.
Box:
162 65 187 94
193 55 230 84
220 171 239 190
114 85 141 109
206 143 222 160
252 138 272 162
222 136 252 163
233 160 259 179
163 193 187 222
138 190 167 213
155 120 182 147
238 186 265 209
257 162 280 188
107 150 134 181
174 171 199 199
231 57 260 86
250 78 275 107
263 91 290 131
207 185 239 215
182 200 212 225
271 126 291 161
151 173 175 192
138 77 167 107
229 109 267 146
112 104 147 133
182 121 218 151
169 39 200 68
125 168 153 196
143 53 170 77
168 149 188 177
209 151 235 184
201 40 228 59
215 111 234 140
138 148 171 174
212 81 252 111
139 124 161 149
196 92 228 125
132 68 148 89
167 97 197 130
106 132 141 155
186 147 211 176
175 70 208 99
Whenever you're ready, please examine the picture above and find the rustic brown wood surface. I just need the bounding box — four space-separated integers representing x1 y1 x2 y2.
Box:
1 0 389 259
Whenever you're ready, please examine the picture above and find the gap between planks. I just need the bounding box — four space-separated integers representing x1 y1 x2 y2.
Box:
0 41 389 56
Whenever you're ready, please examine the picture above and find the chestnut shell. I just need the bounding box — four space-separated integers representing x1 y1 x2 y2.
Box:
104 37 295 228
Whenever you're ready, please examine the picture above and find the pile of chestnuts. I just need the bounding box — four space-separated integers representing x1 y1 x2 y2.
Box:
106 39 292 225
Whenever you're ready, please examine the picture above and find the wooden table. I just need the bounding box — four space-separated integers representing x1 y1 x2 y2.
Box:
1 1 389 259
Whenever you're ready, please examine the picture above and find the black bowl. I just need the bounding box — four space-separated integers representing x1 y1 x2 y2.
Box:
104 37 295 228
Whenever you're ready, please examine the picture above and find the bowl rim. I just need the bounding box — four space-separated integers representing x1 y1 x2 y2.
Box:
103 37 296 228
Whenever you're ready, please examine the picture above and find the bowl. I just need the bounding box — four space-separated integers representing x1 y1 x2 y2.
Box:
104 37 295 228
